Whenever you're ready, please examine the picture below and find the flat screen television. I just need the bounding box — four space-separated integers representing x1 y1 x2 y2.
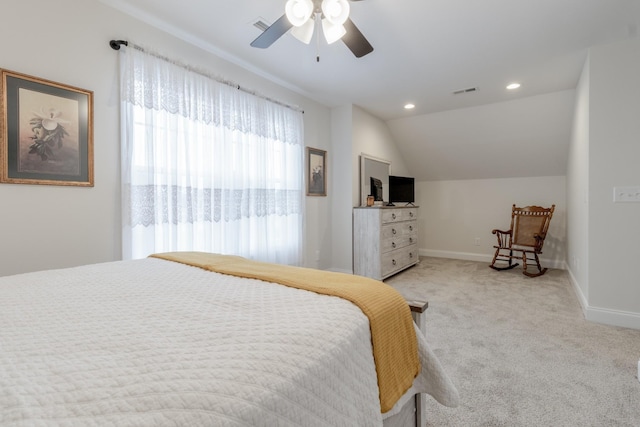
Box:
388 175 415 205
370 177 383 201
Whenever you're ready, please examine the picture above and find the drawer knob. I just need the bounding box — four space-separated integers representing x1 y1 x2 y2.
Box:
392 242 396 248
392 213 396 219
392 259 397 266
392 228 397 235
409 225 413 231
409 237 413 243
409 212 414 217
409 252 413 258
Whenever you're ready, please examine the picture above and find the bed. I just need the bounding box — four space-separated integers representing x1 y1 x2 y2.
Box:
0 252 458 426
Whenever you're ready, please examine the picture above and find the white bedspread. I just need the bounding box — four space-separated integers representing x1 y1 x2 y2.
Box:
0 258 457 426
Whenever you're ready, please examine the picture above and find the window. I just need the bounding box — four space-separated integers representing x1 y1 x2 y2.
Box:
120 46 304 265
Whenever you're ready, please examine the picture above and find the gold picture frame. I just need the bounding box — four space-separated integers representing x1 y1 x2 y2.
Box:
306 147 326 196
0 69 93 186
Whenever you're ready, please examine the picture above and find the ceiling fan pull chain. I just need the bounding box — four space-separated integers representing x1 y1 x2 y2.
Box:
315 13 321 62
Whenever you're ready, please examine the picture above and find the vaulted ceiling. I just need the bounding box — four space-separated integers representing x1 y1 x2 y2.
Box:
101 0 640 180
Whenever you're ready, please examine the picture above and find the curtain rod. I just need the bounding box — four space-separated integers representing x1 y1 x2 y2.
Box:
109 39 304 114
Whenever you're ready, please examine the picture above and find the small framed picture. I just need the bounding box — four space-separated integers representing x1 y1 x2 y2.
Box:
0 69 93 186
306 147 326 196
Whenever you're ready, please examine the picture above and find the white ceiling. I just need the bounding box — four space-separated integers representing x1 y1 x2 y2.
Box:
101 0 640 180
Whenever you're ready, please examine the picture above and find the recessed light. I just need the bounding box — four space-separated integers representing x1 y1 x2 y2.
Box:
404 103 415 110
506 83 521 90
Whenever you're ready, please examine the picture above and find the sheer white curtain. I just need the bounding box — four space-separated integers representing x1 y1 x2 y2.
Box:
120 46 304 265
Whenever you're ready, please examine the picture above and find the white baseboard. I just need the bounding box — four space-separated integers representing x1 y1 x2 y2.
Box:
566 267 589 311
566 266 640 330
585 307 640 330
419 249 566 270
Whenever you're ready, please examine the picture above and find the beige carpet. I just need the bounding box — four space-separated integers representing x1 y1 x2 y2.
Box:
386 257 640 427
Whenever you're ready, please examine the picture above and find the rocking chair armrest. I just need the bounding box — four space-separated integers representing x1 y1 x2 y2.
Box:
532 233 547 250
492 229 512 247
491 229 511 236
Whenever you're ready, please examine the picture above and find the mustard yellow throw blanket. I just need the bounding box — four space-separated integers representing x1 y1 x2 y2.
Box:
150 251 420 413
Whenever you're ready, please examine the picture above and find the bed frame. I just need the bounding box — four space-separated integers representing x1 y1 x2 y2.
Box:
383 299 428 427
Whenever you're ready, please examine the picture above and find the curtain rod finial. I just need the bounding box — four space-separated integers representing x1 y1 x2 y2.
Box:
110 40 128 50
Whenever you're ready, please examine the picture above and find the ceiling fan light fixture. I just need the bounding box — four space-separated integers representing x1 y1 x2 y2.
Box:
291 18 315 44
250 0 372 59
285 0 314 26
322 18 346 44
321 0 350 25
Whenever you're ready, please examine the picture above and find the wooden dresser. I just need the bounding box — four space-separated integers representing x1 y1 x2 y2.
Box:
353 206 419 280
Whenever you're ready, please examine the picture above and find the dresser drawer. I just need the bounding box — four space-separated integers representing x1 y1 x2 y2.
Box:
401 208 418 222
381 244 419 276
381 220 417 239
381 209 404 224
381 231 418 253
381 208 418 224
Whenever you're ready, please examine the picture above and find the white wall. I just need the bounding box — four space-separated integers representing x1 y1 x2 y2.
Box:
388 90 575 181
352 106 411 206
303 113 333 269
0 0 332 276
416 176 566 268
329 105 354 273
582 38 640 328
566 55 590 302
325 104 411 273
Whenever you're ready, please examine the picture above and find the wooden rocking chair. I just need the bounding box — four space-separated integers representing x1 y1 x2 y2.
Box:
490 204 555 277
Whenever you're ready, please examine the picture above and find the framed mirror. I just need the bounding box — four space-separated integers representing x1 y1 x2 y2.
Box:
360 153 390 206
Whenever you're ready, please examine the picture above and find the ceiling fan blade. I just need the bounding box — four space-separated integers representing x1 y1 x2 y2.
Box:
342 18 373 58
250 14 294 48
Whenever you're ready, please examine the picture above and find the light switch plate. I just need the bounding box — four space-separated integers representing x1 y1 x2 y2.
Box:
613 186 640 203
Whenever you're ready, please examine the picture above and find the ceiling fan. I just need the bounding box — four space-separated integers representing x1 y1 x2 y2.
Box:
251 0 373 58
